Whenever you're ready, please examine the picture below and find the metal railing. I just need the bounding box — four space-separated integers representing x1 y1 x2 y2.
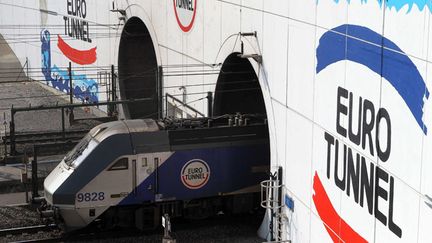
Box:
165 93 205 118
8 98 150 156
261 167 286 243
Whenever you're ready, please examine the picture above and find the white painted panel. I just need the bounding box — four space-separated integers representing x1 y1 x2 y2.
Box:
240 4 263 54
220 1 241 50
270 99 286 167
311 124 343 240
417 200 432 243
314 29 346 135
379 59 426 191
347 0 384 33
344 61 382 164
288 0 316 25
166 0 184 61
263 14 288 105
340 177 375 243
309 205 333 243
203 1 221 64
420 55 432 205
287 21 315 119
285 196 311 243
374 174 419 242
152 0 167 47
316 0 347 31
185 0 204 61
242 0 263 12
263 0 289 17
384 3 429 61
284 108 313 206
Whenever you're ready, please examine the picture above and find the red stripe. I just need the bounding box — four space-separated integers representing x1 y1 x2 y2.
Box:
313 171 368 243
182 174 209 188
173 0 197 32
57 35 97 65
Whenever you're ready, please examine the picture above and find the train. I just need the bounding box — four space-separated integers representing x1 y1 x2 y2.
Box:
41 115 270 231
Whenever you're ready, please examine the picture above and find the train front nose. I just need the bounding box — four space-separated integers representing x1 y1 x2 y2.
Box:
44 161 73 205
43 161 90 231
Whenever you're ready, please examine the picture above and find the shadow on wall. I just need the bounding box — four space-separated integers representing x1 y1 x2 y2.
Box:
0 33 27 82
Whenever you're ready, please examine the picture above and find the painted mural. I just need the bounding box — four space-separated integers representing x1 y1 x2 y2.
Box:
41 29 98 103
331 0 432 12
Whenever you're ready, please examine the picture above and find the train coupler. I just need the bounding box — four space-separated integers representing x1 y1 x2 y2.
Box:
32 196 46 204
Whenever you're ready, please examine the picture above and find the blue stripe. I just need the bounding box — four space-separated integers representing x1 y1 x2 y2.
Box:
119 144 269 205
316 24 429 134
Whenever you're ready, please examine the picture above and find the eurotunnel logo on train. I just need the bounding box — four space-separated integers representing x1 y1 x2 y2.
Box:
181 159 210 189
311 23 432 240
63 0 91 43
173 0 197 32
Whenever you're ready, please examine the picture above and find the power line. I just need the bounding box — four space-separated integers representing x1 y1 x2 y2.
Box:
0 2 120 30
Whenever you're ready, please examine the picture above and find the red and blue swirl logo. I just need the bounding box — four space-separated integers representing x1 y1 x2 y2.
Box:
317 24 429 134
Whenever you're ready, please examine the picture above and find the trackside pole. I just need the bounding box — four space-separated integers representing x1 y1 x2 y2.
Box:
207 92 213 117
162 214 176 243
31 146 40 200
68 62 74 125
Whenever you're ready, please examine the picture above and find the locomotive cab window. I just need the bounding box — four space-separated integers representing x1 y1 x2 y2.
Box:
142 157 148 167
64 134 98 169
109 158 129 171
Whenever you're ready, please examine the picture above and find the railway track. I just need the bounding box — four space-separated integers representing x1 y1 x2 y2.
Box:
0 224 61 243
0 129 88 161
0 224 58 237
4 129 89 146
10 237 63 243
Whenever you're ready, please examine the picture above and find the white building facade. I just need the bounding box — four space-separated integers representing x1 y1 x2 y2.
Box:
1 0 432 242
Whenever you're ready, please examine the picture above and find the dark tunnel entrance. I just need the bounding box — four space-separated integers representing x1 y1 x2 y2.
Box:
118 17 159 119
213 53 266 116
213 53 270 229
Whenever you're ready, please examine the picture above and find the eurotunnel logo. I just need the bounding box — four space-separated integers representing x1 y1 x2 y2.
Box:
173 0 197 32
181 159 210 189
317 24 428 134
311 24 429 241
60 0 97 65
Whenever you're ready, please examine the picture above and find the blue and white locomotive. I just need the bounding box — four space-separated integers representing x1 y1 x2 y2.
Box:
42 117 269 231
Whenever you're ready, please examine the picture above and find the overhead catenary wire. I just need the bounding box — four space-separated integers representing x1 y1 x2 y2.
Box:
0 3 264 116
0 2 120 30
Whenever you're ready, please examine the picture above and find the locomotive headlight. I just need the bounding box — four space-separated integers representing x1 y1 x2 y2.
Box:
146 167 153 174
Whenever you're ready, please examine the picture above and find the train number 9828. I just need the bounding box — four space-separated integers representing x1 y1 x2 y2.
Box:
76 192 105 202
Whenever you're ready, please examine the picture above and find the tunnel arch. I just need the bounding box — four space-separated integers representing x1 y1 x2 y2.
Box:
213 53 271 220
118 17 159 119
213 53 266 116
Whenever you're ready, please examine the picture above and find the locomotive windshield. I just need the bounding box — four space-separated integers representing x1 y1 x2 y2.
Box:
64 134 98 168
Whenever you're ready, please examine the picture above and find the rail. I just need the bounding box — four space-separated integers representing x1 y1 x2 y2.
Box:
0 224 58 237
10 237 63 243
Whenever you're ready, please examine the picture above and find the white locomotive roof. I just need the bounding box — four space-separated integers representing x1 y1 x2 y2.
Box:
88 119 160 143
123 119 160 133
